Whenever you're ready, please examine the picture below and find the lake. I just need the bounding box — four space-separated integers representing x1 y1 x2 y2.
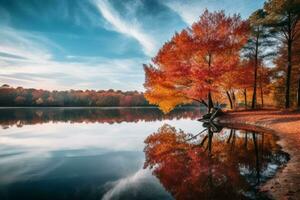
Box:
0 107 289 200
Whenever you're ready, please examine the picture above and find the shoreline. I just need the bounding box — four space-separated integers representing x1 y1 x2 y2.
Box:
217 110 300 200
0 106 201 109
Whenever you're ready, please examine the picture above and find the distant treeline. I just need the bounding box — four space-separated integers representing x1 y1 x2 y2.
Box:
0 84 153 107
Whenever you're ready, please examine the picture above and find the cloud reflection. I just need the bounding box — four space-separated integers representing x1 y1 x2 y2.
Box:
0 108 202 188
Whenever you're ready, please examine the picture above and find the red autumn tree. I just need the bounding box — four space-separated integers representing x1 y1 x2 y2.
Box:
144 10 249 113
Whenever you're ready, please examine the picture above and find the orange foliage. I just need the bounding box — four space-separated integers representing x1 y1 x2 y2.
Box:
144 10 249 113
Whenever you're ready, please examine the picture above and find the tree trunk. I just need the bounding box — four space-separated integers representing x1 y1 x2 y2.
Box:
232 91 236 108
285 13 292 109
298 77 300 108
260 86 264 108
208 91 214 113
208 92 214 112
252 62 258 109
244 89 247 109
285 40 292 109
226 91 233 109
259 65 264 108
207 54 214 113
252 30 259 109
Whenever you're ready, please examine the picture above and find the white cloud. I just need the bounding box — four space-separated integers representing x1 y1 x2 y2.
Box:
0 56 146 91
0 26 146 91
0 28 53 61
93 0 156 57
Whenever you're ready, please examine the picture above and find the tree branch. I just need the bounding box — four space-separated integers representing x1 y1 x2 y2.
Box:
190 98 209 108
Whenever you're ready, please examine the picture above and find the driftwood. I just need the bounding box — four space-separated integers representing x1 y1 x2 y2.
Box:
198 106 224 123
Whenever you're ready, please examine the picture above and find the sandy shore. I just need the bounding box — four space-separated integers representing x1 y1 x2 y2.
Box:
217 110 300 200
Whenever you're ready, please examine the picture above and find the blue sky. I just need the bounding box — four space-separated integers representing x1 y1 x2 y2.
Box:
0 0 265 91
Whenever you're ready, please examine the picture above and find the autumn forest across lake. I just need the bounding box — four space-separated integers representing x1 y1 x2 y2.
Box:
1 0 300 200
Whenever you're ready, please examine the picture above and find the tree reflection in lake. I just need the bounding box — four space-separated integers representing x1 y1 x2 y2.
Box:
143 123 289 200
0 107 200 128
0 108 289 199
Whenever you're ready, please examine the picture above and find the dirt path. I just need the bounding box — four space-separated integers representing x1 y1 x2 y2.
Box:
217 110 300 200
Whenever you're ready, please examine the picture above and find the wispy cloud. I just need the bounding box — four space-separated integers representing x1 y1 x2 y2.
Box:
0 27 145 91
1 56 146 91
0 27 53 62
93 0 156 57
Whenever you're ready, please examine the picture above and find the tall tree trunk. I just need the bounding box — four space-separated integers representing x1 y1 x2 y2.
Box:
285 13 292 109
226 91 233 109
207 54 214 113
286 40 292 109
208 91 214 113
252 61 258 109
252 30 259 109
244 89 247 109
260 86 264 108
259 65 264 108
298 77 300 108
232 91 236 108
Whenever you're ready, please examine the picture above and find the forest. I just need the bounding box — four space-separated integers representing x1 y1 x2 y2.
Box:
0 84 151 107
144 0 300 113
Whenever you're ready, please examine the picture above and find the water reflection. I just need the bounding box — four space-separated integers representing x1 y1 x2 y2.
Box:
0 108 289 200
0 108 200 200
144 123 289 200
0 107 200 128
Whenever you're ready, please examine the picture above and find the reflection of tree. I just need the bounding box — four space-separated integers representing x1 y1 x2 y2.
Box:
144 124 288 200
0 108 200 128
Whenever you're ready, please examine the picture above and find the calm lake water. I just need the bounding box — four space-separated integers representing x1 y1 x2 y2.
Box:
0 107 289 200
